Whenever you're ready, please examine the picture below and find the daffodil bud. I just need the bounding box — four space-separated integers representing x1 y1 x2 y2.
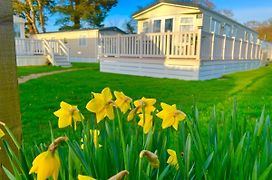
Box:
127 108 137 121
108 170 129 180
0 128 5 138
48 136 68 152
139 150 160 168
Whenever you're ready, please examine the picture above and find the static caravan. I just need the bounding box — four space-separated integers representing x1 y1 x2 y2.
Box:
32 27 126 63
261 41 272 61
13 15 25 39
99 0 262 80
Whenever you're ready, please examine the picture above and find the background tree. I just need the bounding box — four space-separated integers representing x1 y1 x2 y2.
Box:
13 0 54 34
55 0 118 30
245 18 272 41
123 19 137 34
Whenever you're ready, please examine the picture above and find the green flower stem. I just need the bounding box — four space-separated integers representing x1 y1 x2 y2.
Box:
138 157 142 179
116 108 128 171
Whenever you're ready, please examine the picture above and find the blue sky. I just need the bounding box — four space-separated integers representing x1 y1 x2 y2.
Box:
46 0 272 31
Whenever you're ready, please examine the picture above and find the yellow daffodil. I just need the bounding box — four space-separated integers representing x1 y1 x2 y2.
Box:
140 150 160 168
54 101 84 129
78 174 96 180
156 103 186 130
29 150 60 180
138 113 153 134
114 91 132 113
167 149 178 168
90 129 102 148
128 97 156 121
29 136 66 180
86 87 115 123
134 97 156 114
0 128 4 138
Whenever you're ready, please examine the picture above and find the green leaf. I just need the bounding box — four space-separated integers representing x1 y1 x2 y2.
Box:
67 140 92 176
252 158 258 180
2 165 16 180
203 151 214 170
259 162 272 180
158 165 171 180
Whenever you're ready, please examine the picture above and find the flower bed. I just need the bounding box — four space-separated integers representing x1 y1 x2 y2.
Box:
1 87 272 179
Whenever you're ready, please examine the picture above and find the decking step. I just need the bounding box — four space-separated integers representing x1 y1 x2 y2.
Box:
54 55 71 67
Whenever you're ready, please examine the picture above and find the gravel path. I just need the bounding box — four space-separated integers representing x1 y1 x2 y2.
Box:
18 69 78 84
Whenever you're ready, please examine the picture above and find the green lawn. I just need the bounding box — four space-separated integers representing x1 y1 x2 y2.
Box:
19 63 272 148
17 63 98 77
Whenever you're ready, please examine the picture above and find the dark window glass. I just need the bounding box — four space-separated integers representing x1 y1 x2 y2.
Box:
165 18 173 32
153 20 161 32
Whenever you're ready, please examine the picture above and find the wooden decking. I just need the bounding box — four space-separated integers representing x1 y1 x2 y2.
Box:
15 38 70 66
99 31 262 80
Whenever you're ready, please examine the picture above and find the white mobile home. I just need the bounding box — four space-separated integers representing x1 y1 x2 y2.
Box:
99 0 262 80
32 27 126 63
13 16 25 39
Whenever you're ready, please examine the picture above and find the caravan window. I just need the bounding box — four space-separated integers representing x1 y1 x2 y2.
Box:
153 20 161 32
244 31 249 41
143 21 149 33
211 19 221 35
224 24 232 37
250 33 254 42
14 24 21 38
180 16 194 32
165 18 173 32
79 35 87 47
232 26 237 37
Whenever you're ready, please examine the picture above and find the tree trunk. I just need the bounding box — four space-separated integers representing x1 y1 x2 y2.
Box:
0 0 22 178
37 0 46 32
73 0 81 29
26 0 39 34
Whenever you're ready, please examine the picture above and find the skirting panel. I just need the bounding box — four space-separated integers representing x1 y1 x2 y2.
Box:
100 58 199 80
199 60 261 80
16 55 47 66
100 58 262 81
70 57 98 63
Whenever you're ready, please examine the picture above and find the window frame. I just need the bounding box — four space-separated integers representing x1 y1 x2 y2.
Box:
210 18 222 35
143 21 149 33
79 35 87 47
164 18 174 32
150 16 175 33
179 15 195 32
153 19 162 33
224 23 232 37
13 23 21 38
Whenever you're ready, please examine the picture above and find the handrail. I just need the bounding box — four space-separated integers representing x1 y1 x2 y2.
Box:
100 31 200 58
57 40 70 62
42 39 55 65
100 31 262 61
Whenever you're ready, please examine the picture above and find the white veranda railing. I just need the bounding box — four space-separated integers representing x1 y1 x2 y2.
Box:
100 30 262 61
15 38 70 65
100 30 201 59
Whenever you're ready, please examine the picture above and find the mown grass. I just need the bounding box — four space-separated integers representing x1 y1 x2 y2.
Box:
18 63 272 149
17 63 98 77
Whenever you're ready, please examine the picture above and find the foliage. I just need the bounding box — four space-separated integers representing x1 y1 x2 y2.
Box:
1 88 271 179
245 18 272 41
123 19 137 34
12 0 55 33
54 0 118 30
